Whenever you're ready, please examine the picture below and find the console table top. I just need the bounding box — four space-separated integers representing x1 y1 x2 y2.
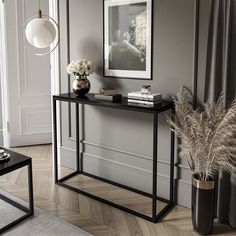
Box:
53 93 173 113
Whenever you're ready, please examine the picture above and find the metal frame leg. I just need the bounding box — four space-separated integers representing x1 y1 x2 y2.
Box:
53 98 58 183
152 111 158 222
81 104 85 173
28 160 34 215
76 103 80 172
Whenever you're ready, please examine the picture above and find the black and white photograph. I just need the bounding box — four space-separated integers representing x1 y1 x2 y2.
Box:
104 0 152 79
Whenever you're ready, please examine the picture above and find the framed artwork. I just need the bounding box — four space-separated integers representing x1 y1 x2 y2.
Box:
104 0 153 80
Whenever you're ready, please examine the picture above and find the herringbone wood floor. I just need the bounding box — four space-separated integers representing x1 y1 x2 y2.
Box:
0 145 235 236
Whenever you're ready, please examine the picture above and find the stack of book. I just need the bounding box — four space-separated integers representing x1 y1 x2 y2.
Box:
95 88 122 102
127 91 162 106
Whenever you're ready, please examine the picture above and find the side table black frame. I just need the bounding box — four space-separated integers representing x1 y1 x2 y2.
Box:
53 93 175 223
0 155 34 234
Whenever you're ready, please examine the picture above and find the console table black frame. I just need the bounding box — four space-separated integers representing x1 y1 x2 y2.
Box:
53 93 175 223
0 149 34 234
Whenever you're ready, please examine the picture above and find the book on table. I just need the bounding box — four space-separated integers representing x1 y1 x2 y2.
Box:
127 99 162 106
128 91 162 102
100 88 118 96
95 94 122 102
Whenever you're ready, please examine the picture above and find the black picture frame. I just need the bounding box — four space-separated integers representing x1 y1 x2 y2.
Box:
103 0 153 80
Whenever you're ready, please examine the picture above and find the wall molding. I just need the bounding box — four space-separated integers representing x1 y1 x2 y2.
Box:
60 145 171 197
176 163 189 170
68 137 171 165
60 144 191 203
83 152 170 179
60 144 170 179
83 140 170 164
20 105 52 136
178 179 191 186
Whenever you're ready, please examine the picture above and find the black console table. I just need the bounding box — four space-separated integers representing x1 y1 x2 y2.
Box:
0 148 34 234
53 93 175 223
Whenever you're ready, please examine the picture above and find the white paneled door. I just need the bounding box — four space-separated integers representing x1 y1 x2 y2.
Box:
4 0 52 146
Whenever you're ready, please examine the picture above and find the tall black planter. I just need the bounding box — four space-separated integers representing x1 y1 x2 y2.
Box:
192 175 215 235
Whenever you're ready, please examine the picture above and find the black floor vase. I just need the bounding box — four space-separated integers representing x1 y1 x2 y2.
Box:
192 175 215 235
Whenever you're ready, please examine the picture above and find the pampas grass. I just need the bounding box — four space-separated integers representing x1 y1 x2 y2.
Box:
167 87 236 181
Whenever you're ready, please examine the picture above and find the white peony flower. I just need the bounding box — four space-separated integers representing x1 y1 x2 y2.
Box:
67 64 75 74
87 61 95 74
77 64 85 75
71 60 77 65
67 59 94 76
82 59 88 65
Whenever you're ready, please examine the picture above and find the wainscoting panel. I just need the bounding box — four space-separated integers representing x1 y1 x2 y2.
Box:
60 145 170 199
60 146 77 169
83 154 170 199
83 106 171 162
17 0 51 97
20 106 51 136
177 180 191 208
83 142 171 177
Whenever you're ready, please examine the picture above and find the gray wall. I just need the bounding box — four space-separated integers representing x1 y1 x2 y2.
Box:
58 0 200 207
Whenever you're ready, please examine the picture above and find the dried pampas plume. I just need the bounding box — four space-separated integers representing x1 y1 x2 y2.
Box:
167 86 236 181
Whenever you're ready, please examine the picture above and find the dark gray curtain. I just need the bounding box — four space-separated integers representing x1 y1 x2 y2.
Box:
204 0 236 228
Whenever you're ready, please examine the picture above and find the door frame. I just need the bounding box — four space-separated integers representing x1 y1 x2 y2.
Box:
49 0 61 162
0 0 61 148
0 0 10 147
50 0 60 97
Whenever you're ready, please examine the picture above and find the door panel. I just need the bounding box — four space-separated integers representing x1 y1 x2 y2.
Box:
5 0 51 146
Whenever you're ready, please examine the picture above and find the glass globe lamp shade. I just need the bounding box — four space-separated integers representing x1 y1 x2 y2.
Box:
25 17 56 49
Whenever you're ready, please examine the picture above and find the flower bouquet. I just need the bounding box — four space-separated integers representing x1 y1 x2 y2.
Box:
67 59 95 77
67 59 95 96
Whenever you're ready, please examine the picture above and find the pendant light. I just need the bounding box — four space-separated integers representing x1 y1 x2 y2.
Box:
25 0 59 56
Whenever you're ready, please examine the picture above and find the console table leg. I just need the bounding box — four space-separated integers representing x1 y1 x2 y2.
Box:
28 160 34 215
76 103 80 172
53 99 58 183
152 111 158 222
